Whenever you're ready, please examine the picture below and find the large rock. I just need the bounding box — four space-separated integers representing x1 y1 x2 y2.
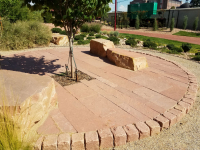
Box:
90 39 115 57
107 48 148 71
0 70 57 133
51 33 69 45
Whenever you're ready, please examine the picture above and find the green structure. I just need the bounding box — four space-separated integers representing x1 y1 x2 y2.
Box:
128 2 157 19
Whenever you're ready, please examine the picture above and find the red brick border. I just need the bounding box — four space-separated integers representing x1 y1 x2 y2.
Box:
34 51 198 150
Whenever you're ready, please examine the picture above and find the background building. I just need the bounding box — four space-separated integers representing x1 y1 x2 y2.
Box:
130 0 182 9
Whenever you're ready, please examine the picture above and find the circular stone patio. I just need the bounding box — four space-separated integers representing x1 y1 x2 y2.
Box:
0 47 198 149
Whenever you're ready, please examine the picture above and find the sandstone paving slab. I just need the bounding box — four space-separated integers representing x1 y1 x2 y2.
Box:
1 47 193 149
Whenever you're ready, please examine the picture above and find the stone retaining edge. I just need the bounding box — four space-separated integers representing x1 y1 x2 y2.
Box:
34 52 198 150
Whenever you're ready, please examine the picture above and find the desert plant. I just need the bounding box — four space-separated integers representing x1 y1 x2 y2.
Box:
89 32 94 36
171 6 175 9
80 33 88 37
77 40 90 45
51 28 62 33
135 15 140 29
87 36 95 40
80 23 89 32
103 31 107 35
0 20 52 50
193 17 199 31
109 31 114 37
90 23 102 33
74 35 84 41
95 34 102 38
182 43 192 52
107 36 120 45
125 38 137 47
170 18 175 32
193 55 200 61
183 15 188 30
153 18 158 31
143 39 157 49
59 30 69 35
113 31 119 37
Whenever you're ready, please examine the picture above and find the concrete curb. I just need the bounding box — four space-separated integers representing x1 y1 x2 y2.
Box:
34 52 198 150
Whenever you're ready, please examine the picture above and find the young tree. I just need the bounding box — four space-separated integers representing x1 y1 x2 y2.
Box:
193 17 199 31
135 15 140 29
170 18 175 32
25 0 111 78
183 15 188 30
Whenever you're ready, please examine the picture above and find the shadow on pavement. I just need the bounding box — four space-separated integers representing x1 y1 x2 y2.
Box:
0 54 61 75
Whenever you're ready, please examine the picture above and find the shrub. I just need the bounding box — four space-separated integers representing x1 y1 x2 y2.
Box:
135 15 140 29
183 15 188 30
167 44 175 50
193 17 199 31
153 18 158 31
193 55 200 61
74 35 84 41
80 33 88 37
143 40 157 49
113 31 119 37
80 23 89 32
109 31 114 37
0 21 52 50
107 36 120 45
59 30 68 35
89 32 94 36
90 23 102 33
182 43 192 52
170 18 175 32
87 36 95 40
77 40 90 45
125 39 137 47
103 31 107 35
171 6 175 9
95 34 101 38
195 52 200 55
51 28 62 33
101 36 108 40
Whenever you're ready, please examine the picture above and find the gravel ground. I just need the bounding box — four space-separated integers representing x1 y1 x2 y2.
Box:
1 46 200 150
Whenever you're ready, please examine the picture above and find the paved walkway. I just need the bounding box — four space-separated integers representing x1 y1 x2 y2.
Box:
1 47 190 136
103 29 200 45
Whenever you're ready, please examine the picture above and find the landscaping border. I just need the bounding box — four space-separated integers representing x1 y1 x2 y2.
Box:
34 51 198 150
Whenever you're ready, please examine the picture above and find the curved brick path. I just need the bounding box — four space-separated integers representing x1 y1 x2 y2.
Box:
103 29 200 45
1 47 198 149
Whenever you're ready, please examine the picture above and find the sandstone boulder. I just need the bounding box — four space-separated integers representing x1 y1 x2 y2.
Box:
51 33 69 45
90 39 115 57
107 48 148 71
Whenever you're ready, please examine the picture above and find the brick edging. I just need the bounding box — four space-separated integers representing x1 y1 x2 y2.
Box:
34 52 198 150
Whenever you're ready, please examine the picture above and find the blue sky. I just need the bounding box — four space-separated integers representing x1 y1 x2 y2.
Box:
109 0 189 12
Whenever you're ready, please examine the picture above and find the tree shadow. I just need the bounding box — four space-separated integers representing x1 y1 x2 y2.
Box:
0 54 61 75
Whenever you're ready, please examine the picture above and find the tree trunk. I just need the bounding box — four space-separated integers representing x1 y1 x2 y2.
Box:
69 38 74 78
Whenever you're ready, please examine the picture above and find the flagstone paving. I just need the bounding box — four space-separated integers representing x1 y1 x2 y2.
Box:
1 47 197 149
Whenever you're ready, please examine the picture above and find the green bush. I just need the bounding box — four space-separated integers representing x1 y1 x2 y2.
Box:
80 23 102 33
107 36 120 45
80 23 89 32
87 36 95 40
183 16 188 30
170 18 175 32
143 40 157 49
125 38 137 47
95 34 102 38
77 40 90 45
193 55 200 61
51 28 62 33
182 43 192 52
109 31 114 37
89 32 94 36
153 18 158 31
59 30 68 35
167 44 183 53
135 15 140 29
80 33 88 37
0 21 52 50
74 35 84 41
193 17 199 31
101 36 108 40
195 52 200 55
113 31 119 37
103 31 107 35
